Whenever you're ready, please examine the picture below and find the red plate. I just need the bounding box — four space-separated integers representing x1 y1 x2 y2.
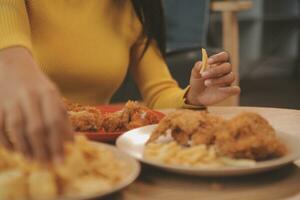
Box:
75 105 165 143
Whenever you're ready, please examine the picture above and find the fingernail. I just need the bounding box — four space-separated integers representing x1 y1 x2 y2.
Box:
54 156 64 165
201 71 209 78
208 58 214 64
196 62 202 71
204 80 212 86
26 155 33 161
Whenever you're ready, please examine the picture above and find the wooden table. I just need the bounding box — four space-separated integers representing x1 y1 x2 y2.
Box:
105 106 300 200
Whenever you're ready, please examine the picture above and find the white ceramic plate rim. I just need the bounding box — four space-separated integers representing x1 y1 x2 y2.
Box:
116 124 300 175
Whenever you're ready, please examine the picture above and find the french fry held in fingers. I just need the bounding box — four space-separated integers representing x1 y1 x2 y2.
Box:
200 48 208 74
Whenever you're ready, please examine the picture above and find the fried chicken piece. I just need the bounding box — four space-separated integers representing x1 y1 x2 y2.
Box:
63 99 103 132
102 101 161 132
102 111 125 132
215 112 287 160
68 108 103 132
127 109 161 130
147 110 225 146
191 114 226 145
148 110 287 161
63 99 83 112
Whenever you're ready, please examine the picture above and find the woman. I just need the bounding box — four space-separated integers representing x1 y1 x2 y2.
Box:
0 0 240 162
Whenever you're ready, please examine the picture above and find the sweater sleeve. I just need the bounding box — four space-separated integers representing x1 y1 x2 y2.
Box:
0 0 32 51
131 41 189 109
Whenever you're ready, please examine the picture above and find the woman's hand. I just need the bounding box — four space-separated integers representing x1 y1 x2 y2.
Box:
0 47 72 162
186 51 241 106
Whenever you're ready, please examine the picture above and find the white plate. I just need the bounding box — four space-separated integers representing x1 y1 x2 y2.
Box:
57 142 140 200
116 125 300 177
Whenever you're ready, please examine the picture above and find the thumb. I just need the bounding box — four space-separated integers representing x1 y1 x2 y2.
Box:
190 61 206 92
191 61 204 79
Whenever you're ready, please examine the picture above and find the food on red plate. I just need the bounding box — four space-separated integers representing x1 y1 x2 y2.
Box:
64 99 103 132
102 101 162 132
64 100 162 133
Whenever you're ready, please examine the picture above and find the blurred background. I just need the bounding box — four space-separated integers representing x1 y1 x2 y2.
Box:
112 0 300 109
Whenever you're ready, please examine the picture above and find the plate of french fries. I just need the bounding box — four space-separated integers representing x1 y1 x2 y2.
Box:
116 110 300 177
0 136 140 200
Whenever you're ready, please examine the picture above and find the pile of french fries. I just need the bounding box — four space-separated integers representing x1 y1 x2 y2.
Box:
144 141 256 168
0 136 126 200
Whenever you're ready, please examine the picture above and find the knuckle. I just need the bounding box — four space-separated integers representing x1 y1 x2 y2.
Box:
209 79 214 85
227 77 234 84
41 83 59 96
47 118 59 129
47 116 64 130
210 68 217 75
219 77 226 84
23 89 40 104
25 87 39 97
216 67 225 75
193 61 202 71
230 73 235 81
212 54 219 61
223 63 232 72
191 66 198 74
195 61 202 67
223 51 230 60
47 85 58 94
27 122 44 136
224 62 231 68
9 115 23 129
49 133 63 151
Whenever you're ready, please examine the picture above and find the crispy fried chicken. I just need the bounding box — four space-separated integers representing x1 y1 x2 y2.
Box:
63 99 103 132
102 101 161 132
148 110 225 145
147 110 288 161
215 112 287 160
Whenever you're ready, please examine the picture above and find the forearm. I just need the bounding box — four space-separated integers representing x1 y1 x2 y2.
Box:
0 47 37 73
145 86 188 109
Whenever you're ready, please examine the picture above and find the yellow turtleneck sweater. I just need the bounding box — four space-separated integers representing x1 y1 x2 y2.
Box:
0 0 187 108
